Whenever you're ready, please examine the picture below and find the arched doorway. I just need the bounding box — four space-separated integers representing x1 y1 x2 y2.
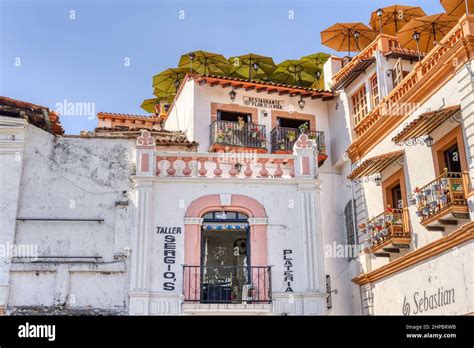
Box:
200 211 250 303
183 194 271 304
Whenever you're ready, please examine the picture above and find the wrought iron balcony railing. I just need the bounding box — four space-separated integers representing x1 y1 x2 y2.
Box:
183 265 272 304
210 120 267 150
361 207 410 252
270 126 326 154
412 171 470 224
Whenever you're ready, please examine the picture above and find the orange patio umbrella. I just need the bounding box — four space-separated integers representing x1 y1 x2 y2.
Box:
396 13 459 58
321 22 377 58
440 0 473 17
370 5 426 35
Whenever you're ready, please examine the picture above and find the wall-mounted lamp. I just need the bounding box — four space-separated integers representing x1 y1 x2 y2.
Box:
424 134 434 147
229 86 237 102
374 173 382 186
298 96 305 110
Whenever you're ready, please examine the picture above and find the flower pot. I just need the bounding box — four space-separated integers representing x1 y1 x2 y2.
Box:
423 189 432 196
422 207 430 215
428 201 438 208
432 184 440 191
441 178 449 186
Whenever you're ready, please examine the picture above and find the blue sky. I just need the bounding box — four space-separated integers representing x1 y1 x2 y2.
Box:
1 0 443 134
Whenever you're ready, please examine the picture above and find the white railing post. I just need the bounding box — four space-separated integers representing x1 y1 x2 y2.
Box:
293 133 318 178
136 130 156 176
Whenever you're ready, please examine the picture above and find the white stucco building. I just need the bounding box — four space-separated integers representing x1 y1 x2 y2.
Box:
0 14 473 316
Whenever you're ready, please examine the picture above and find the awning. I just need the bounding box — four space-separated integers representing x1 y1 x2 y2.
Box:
392 105 461 144
348 150 404 180
334 58 376 90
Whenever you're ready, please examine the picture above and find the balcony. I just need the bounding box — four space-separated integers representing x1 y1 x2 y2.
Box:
209 120 267 153
270 126 327 166
183 265 272 304
362 208 411 257
413 171 470 232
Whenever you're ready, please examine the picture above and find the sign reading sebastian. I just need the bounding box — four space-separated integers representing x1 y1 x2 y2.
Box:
243 96 283 110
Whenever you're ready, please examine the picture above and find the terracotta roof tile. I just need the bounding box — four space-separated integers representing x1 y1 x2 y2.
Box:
0 96 64 135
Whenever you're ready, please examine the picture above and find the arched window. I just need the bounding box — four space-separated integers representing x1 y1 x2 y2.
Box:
344 200 356 246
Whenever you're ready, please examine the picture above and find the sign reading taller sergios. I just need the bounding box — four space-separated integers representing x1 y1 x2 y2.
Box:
243 96 283 109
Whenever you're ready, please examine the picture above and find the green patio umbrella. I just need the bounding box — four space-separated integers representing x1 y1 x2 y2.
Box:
178 50 231 76
300 53 330 89
141 98 162 114
270 59 320 87
300 52 331 67
141 95 175 114
228 53 277 81
152 68 187 94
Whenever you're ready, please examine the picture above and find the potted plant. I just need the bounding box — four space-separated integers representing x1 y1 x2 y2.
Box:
251 127 260 138
422 206 431 215
319 144 326 155
308 133 317 140
298 122 309 134
216 130 225 143
278 139 286 150
225 126 233 135
423 188 432 196
428 200 438 208
286 130 297 142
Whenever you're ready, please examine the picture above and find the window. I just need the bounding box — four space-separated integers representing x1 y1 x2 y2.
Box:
370 74 379 107
344 200 356 246
351 85 368 125
277 117 310 129
443 144 462 173
217 110 251 123
392 58 409 87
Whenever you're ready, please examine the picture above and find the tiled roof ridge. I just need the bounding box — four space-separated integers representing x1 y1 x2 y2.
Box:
192 73 332 93
97 112 160 120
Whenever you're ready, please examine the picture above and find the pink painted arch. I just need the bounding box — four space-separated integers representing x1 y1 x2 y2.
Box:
184 194 268 267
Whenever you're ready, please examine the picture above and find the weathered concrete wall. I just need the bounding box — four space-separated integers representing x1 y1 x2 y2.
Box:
6 124 137 314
